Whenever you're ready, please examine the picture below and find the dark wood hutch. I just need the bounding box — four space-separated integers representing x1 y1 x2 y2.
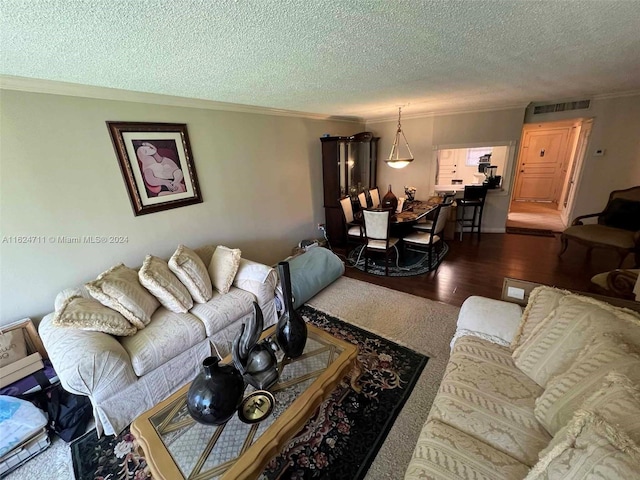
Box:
320 132 379 246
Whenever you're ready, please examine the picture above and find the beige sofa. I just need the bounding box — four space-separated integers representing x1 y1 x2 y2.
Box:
38 244 278 436
406 287 640 479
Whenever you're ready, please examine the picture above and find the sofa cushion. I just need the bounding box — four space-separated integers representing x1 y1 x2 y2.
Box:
53 296 137 337
405 419 530 480
189 287 255 337
534 337 640 436
513 294 640 387
138 255 193 313
86 264 160 329
168 245 213 304
429 335 550 466
119 308 206 377
208 246 241 295
540 372 640 458
525 410 640 480
511 286 569 350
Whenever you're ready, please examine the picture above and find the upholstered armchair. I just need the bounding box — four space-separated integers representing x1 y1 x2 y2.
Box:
560 186 640 267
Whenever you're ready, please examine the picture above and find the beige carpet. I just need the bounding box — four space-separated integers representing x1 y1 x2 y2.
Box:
5 277 460 480
307 277 460 479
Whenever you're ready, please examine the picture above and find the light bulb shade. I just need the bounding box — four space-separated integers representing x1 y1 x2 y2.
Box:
385 159 412 169
386 107 413 168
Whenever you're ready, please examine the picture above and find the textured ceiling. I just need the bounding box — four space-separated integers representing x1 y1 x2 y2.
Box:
2 0 640 120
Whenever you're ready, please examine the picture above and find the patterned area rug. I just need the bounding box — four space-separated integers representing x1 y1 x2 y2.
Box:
70 305 428 480
347 243 448 276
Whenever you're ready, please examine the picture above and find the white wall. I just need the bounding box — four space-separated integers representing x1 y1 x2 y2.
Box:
0 89 362 325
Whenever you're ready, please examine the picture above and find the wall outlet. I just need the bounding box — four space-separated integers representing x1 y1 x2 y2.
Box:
317 223 325 230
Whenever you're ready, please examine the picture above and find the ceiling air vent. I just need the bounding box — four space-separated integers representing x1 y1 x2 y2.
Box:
533 100 591 115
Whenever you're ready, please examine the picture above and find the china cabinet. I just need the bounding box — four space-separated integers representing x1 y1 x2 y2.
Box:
321 132 379 245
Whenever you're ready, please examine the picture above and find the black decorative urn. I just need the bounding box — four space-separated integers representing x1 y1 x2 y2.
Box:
276 261 307 358
186 356 245 425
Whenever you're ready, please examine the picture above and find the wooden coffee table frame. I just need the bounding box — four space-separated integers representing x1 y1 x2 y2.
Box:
131 323 359 480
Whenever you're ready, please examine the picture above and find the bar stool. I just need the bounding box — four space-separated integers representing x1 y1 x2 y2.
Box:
456 185 488 240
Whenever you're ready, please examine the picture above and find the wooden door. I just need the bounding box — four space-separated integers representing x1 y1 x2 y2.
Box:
514 127 571 201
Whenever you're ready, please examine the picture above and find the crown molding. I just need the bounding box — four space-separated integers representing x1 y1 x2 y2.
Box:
591 89 640 100
0 75 364 123
364 103 529 124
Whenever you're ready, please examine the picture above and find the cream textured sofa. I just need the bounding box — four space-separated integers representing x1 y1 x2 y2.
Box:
38 244 278 436
406 287 640 479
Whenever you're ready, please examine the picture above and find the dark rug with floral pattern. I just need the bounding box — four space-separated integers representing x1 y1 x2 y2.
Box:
70 305 428 480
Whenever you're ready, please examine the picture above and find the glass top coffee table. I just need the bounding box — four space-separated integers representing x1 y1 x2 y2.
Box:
131 323 360 480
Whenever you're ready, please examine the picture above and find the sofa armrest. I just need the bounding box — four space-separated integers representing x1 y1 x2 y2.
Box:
38 314 137 401
233 259 278 320
450 296 523 350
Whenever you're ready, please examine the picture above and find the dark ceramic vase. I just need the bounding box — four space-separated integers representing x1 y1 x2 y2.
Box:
382 184 398 212
186 356 245 425
276 261 307 358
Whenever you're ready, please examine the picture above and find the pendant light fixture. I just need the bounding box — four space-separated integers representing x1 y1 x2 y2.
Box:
385 106 414 169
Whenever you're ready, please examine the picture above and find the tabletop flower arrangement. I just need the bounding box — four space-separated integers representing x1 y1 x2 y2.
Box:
404 186 417 202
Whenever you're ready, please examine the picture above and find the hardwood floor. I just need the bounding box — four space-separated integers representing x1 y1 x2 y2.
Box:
337 232 636 307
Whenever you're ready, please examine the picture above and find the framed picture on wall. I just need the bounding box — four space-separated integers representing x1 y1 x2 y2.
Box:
106 122 202 216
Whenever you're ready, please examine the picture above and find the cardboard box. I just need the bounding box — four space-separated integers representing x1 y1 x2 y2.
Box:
0 352 44 388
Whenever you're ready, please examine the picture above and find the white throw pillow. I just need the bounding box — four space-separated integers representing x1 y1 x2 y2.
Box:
208 246 242 295
53 296 137 337
138 255 193 313
86 264 160 329
526 410 640 480
534 336 640 435
168 245 213 303
539 372 640 458
512 295 640 387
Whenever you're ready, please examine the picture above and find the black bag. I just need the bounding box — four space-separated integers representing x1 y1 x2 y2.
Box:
45 386 93 442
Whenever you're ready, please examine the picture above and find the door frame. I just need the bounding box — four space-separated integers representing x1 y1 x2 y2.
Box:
561 119 593 225
509 118 592 218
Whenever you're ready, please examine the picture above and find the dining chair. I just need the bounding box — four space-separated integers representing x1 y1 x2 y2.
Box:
403 202 452 268
456 185 488 240
413 193 455 233
369 187 381 209
358 191 368 209
363 209 400 276
338 196 364 256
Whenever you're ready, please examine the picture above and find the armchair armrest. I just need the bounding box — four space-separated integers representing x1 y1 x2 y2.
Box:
571 212 602 226
38 314 137 401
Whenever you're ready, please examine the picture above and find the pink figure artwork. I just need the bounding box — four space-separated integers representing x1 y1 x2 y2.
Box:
136 142 186 197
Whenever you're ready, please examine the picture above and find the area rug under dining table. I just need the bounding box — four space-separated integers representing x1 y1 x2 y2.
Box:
71 304 429 480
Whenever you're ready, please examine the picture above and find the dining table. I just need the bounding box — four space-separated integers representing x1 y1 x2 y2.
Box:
391 199 440 224
351 199 441 241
